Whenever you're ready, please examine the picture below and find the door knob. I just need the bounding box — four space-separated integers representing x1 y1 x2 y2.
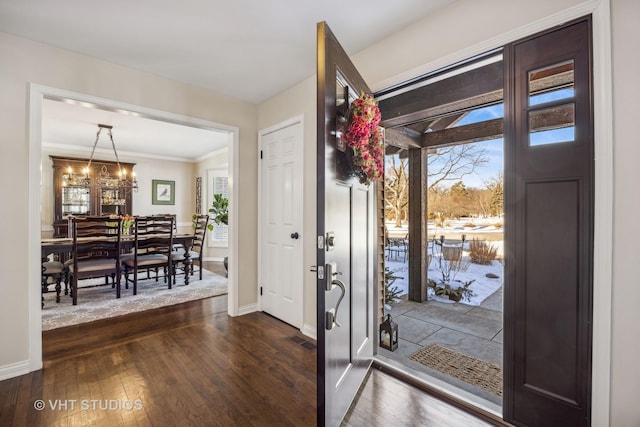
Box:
291 232 299 239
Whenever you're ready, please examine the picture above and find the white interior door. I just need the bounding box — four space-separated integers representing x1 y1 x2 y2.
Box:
260 120 303 328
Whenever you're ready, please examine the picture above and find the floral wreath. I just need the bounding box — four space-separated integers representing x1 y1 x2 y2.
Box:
344 92 384 185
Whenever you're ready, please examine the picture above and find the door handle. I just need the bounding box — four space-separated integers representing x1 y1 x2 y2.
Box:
326 278 346 330
291 232 299 239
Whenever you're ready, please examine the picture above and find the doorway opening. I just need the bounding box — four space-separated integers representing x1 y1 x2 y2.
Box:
377 52 506 413
28 84 240 371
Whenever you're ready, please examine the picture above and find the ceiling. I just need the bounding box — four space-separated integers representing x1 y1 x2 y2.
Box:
0 0 455 104
42 98 231 162
1 1 455 160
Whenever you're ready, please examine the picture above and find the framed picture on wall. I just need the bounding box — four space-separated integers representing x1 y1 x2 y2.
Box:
152 179 175 205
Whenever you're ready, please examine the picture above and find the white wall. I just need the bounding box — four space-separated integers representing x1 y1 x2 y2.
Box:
610 1 640 425
0 31 258 377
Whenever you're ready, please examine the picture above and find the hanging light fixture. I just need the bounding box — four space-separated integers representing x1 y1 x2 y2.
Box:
83 123 138 192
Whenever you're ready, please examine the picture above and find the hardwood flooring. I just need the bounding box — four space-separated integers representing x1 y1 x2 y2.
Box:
1 296 316 427
1 267 504 426
343 369 502 427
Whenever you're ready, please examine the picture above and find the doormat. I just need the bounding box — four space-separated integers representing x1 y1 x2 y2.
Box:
408 344 502 396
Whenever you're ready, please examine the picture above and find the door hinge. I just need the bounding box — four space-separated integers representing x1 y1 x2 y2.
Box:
260 286 263 296
260 150 263 159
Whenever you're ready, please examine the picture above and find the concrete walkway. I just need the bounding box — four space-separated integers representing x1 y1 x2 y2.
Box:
380 286 503 406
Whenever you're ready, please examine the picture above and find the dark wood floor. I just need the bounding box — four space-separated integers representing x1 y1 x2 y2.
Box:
343 369 498 427
0 262 503 426
1 296 316 427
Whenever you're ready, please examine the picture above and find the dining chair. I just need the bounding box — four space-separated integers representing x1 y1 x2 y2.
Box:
122 215 174 294
41 259 65 307
62 215 120 293
171 214 209 282
67 216 123 305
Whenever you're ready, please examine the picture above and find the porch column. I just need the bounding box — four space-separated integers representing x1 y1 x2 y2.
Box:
408 147 428 302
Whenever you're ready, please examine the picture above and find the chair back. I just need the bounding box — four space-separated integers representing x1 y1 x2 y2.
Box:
72 216 122 257
133 215 174 256
191 214 209 255
68 216 123 304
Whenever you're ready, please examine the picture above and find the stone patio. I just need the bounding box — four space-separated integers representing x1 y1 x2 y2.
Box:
379 285 503 407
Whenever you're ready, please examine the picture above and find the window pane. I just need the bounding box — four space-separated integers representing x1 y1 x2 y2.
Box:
528 60 574 106
453 104 504 127
529 103 575 146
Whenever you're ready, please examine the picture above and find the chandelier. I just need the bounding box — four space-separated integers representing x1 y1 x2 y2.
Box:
83 123 138 192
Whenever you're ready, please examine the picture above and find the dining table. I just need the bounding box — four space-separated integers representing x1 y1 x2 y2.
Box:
41 232 196 285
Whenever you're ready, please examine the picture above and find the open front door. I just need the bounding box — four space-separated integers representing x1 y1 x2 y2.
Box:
316 22 375 426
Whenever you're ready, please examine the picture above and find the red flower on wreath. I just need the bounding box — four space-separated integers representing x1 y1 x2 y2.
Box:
345 92 384 185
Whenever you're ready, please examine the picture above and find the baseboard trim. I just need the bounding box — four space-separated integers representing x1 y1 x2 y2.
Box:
237 303 257 316
301 323 317 340
0 360 30 381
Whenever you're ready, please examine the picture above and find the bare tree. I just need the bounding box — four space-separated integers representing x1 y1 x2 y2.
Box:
384 155 409 227
427 144 489 190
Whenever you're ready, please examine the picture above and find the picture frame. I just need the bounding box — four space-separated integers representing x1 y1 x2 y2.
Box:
152 179 175 205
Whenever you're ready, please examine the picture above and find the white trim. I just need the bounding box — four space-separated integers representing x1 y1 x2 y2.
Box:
28 84 43 373
301 323 317 341
257 115 305 329
371 1 611 424
590 1 613 426
28 84 241 367
0 360 30 382
237 303 258 316
227 123 240 317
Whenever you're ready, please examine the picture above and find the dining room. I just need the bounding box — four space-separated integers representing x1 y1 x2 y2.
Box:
38 95 234 330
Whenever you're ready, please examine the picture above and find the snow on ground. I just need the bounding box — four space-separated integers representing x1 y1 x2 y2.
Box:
425 218 504 256
385 248 503 307
384 217 505 303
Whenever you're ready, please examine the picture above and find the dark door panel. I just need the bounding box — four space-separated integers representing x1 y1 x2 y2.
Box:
504 17 593 426
317 22 375 427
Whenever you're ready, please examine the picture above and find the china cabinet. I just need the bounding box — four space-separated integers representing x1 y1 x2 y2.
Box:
51 156 135 237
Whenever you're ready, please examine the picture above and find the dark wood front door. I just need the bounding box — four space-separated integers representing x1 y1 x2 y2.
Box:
316 22 375 426
504 17 593 426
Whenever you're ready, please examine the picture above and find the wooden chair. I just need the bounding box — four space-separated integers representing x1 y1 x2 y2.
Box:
67 216 122 305
122 215 174 294
387 234 408 263
171 214 209 282
63 215 119 293
41 259 65 307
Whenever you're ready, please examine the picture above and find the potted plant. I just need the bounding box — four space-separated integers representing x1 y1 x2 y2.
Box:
208 194 229 275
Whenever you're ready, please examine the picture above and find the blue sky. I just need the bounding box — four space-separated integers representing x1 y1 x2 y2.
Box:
425 88 574 188
386 88 574 189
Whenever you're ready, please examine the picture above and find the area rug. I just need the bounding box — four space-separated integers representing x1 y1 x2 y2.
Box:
41 269 228 331
408 344 502 396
